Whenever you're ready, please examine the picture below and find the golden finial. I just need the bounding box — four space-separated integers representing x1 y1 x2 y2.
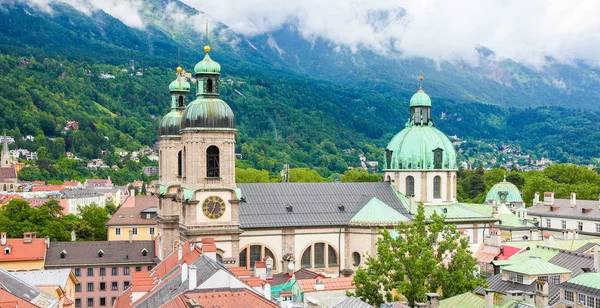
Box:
204 45 211 53
176 66 183 73
418 75 424 89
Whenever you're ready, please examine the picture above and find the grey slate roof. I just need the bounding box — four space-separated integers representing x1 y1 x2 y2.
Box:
333 296 374 308
134 254 222 308
528 199 600 221
548 250 595 277
560 280 600 297
0 267 58 308
0 167 16 179
238 183 411 228
575 242 599 254
476 274 561 305
45 241 155 266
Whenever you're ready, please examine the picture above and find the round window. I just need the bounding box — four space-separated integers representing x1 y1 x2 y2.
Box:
352 252 361 267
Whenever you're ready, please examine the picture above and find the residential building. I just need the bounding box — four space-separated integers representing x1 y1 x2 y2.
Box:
528 192 600 238
106 196 157 241
141 166 158 177
59 189 106 215
0 232 47 271
62 181 82 190
0 267 59 308
84 178 113 188
44 240 156 308
297 277 355 307
115 239 276 308
12 269 78 307
155 47 499 276
558 272 600 308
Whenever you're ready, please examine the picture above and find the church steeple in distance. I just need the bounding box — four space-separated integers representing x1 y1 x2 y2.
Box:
1 129 10 168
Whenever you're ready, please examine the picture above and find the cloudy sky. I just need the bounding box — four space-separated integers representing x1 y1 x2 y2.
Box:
24 0 600 67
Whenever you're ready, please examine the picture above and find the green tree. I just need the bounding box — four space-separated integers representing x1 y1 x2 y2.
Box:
341 169 381 182
77 203 110 241
288 168 326 182
236 168 270 183
351 204 485 306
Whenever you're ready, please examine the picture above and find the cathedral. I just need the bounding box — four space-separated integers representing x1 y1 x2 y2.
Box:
156 46 499 275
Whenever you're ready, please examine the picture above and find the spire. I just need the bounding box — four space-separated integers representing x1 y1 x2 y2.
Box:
1 129 9 168
418 75 424 90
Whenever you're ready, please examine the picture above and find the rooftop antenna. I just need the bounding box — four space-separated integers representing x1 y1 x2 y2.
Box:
177 46 181 67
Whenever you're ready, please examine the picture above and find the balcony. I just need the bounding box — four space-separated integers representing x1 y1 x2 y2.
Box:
205 177 221 185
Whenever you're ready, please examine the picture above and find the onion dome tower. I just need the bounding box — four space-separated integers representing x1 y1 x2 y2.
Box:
158 67 190 185
383 76 457 204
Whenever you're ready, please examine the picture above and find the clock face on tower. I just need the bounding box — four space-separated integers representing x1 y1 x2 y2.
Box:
202 196 226 219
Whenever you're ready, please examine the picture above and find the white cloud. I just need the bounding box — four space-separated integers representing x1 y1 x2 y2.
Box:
182 0 600 67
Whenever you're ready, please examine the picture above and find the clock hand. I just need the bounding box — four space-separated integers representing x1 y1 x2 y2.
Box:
210 203 217 216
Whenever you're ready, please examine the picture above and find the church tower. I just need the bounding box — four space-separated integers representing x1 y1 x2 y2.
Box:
383 77 457 204
1 129 10 168
157 46 240 263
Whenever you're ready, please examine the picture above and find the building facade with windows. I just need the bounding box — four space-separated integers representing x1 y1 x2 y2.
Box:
106 196 157 241
155 47 498 278
44 240 156 308
528 192 600 239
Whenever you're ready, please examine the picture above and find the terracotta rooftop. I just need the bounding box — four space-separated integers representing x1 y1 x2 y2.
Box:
240 276 267 287
227 267 252 277
0 168 16 179
0 288 40 308
298 277 355 292
31 185 63 192
105 196 158 226
163 288 278 308
0 237 46 262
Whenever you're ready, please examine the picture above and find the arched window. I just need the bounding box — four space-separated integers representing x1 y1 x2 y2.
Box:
177 150 182 177
406 176 415 196
239 245 276 270
178 96 184 107
216 254 223 263
433 176 441 199
433 148 443 169
300 243 338 269
206 79 213 93
352 252 361 267
207 146 220 178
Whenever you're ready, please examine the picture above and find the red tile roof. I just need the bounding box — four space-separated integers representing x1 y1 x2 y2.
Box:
496 245 524 260
113 288 132 308
62 181 80 187
298 277 355 292
105 196 158 226
31 185 63 192
163 288 278 308
0 289 40 308
0 238 46 262
240 277 267 287
227 267 252 278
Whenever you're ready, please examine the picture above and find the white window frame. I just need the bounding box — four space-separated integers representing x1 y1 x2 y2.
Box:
132 228 138 235
578 221 583 231
562 220 567 230
115 228 121 236
546 219 551 228
149 227 155 235
564 290 573 302
596 223 600 233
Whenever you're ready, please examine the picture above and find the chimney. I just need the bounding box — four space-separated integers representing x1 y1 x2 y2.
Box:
314 278 324 291
23 232 34 244
484 289 494 308
177 245 183 262
71 230 76 242
534 192 540 204
201 238 217 261
535 280 549 308
263 283 271 300
188 265 197 290
1 232 6 246
492 205 499 219
594 247 600 273
190 241 195 253
130 189 135 197
523 292 535 305
415 303 427 308
128 229 133 243
44 236 50 248
570 192 576 207
530 230 539 241
544 192 554 205
425 293 439 308
255 261 267 280
181 262 188 283
562 231 568 240
543 234 554 248
490 229 501 247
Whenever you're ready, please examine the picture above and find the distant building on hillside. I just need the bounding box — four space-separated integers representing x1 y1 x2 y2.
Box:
106 196 158 241
84 177 113 188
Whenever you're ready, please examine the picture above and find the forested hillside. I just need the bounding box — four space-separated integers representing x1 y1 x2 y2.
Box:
1 1 600 180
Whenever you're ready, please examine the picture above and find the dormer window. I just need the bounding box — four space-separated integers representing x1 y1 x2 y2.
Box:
4 247 11 255
98 249 104 258
60 250 67 259
142 248 148 257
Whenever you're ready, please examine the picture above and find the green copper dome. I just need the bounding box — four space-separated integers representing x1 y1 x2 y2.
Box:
159 110 183 136
410 89 432 107
169 76 191 92
181 98 235 130
485 179 523 204
194 48 221 75
384 125 457 170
